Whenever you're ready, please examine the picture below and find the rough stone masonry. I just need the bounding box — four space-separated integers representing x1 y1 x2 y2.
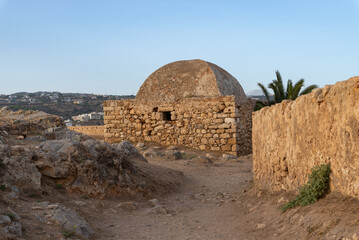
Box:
253 77 359 198
104 59 255 156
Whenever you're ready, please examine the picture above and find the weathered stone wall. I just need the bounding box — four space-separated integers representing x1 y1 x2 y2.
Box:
253 77 359 197
68 126 104 138
104 96 255 156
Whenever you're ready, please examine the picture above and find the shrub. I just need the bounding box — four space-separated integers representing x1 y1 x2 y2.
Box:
55 184 64 189
63 230 74 238
280 163 331 212
6 213 16 221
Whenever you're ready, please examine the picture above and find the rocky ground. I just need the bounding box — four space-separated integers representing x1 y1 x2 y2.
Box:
1 108 359 239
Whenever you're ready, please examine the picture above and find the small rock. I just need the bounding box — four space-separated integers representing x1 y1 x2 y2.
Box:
47 204 59 210
167 146 178 150
165 150 182 160
146 205 167 214
39 201 50 206
249 206 257 212
136 142 146 149
0 215 11 225
148 198 160 207
30 206 46 210
257 191 262 198
143 150 162 158
10 186 19 194
5 186 20 200
205 153 215 159
6 207 20 221
25 135 47 142
16 135 25 140
117 202 139 211
277 197 286 203
256 223 266 229
3 222 22 237
5 192 19 200
221 154 238 161
50 205 95 239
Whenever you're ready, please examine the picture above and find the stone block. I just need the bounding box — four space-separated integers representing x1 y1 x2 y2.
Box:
211 146 220 151
228 138 236 144
225 118 235 123
224 107 235 113
221 145 231 151
154 125 164 131
213 119 224 124
199 145 206 150
218 123 230 129
220 133 231 138
217 129 225 134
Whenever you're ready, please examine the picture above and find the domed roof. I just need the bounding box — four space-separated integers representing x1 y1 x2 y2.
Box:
136 59 246 102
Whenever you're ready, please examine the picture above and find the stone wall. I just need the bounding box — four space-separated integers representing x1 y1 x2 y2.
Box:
253 77 359 197
68 126 104 139
104 96 255 156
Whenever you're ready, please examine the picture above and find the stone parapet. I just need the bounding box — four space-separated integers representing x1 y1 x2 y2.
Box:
68 126 104 138
253 77 359 197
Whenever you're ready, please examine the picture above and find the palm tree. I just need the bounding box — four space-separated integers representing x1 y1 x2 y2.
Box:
255 70 318 110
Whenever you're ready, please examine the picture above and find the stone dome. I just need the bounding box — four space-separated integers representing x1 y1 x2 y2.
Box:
136 59 246 102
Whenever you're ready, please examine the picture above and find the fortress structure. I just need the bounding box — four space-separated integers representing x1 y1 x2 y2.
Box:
103 59 255 156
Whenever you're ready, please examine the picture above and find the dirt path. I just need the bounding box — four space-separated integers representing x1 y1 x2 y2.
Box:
93 153 254 240
89 147 359 240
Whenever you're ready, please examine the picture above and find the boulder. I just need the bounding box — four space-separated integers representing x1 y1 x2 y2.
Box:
50 205 94 239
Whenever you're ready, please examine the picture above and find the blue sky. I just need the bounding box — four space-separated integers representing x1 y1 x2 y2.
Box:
0 0 358 95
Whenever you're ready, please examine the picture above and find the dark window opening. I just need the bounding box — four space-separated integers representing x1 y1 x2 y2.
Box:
161 111 172 121
153 107 158 112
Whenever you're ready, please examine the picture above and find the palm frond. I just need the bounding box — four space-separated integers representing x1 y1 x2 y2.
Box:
300 84 319 95
257 83 271 105
275 71 285 100
286 79 293 100
292 79 305 99
268 82 281 103
254 101 267 111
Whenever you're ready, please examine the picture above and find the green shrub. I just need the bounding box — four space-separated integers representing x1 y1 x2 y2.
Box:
6 213 16 220
55 184 64 189
63 230 74 238
0 185 5 191
28 193 38 198
280 163 331 212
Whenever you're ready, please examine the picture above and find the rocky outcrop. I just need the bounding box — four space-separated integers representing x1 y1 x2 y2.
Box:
253 77 359 197
0 109 183 199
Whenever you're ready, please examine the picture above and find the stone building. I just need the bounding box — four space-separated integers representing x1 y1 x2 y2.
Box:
104 59 255 156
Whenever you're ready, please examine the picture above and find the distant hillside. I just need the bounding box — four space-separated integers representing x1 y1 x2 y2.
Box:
0 92 135 119
246 89 274 102
246 89 264 97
